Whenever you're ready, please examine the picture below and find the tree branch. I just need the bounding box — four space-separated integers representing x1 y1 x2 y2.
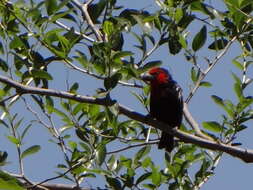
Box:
183 103 213 141
1 75 253 162
71 0 103 41
107 141 158 155
186 17 253 103
54 20 95 43
63 59 143 88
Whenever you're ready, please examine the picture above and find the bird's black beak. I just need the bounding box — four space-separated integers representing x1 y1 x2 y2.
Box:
140 73 154 82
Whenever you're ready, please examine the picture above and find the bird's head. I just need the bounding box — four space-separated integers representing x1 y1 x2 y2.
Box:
141 67 172 85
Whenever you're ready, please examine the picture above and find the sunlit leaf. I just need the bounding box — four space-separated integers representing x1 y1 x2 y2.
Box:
0 170 25 190
203 121 223 133
21 145 41 159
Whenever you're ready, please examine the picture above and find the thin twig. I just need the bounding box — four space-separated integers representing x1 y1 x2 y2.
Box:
55 20 95 43
193 153 222 190
186 17 253 103
186 35 237 103
72 0 103 41
33 162 82 188
138 35 164 66
64 59 143 88
107 141 158 154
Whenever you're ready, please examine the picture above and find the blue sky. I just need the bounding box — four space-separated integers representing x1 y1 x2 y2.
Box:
1 0 253 189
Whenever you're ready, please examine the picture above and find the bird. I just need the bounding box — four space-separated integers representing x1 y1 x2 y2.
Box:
141 67 183 152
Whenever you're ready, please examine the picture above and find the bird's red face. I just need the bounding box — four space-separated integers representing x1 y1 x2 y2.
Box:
141 67 171 86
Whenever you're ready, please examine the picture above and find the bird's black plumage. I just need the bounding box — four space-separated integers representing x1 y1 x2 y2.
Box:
150 81 183 152
142 67 183 152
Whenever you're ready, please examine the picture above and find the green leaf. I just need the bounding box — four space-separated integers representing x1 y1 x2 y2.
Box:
168 34 182 55
88 104 100 117
72 103 85 115
103 20 114 36
178 14 195 29
52 107 71 123
87 0 107 23
236 124 247 132
68 141 77 150
0 58 8 72
0 151 8 165
9 35 26 50
175 8 183 22
0 170 25 190
231 72 241 85
70 82 79 93
31 69 53 80
21 124 32 141
232 60 243 70
200 81 212 87
136 172 151 185
134 146 151 163
203 121 223 133
191 67 198 83
208 39 228 50
151 166 161 186
0 41 4 54
112 51 133 61
178 34 187 49
74 50 90 68
7 136 20 146
96 145 106 166
51 10 75 22
192 25 207 51
21 145 41 159
120 156 132 168
191 2 215 18
104 73 122 90
142 157 152 168
108 155 117 171
211 95 225 107
45 0 58 16
106 176 122 190
234 82 242 99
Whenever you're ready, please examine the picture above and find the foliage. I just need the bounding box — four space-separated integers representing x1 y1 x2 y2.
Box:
0 0 252 189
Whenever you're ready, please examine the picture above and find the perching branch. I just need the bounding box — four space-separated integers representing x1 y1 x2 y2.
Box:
1 75 253 162
183 103 213 141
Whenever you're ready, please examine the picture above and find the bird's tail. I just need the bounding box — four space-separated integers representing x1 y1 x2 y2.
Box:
158 132 174 152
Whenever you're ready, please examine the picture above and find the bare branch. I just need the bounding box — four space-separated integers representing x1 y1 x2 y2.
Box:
1 75 253 162
107 141 158 154
71 0 103 41
0 75 113 106
183 103 213 141
118 104 253 163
